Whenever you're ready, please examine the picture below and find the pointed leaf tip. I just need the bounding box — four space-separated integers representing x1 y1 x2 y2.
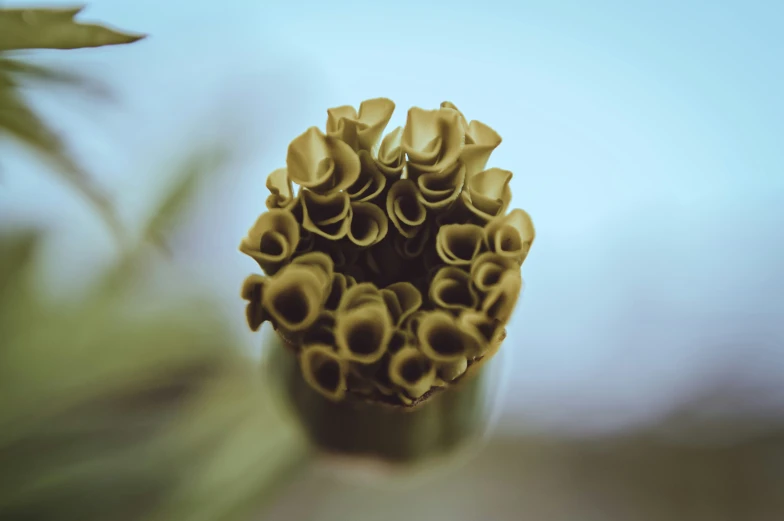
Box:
0 6 146 51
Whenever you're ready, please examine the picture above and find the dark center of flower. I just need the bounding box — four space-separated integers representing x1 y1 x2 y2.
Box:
498 225 522 253
259 232 284 256
481 267 502 287
440 282 474 308
401 356 430 383
449 236 477 261
273 288 309 325
427 328 464 357
314 359 341 391
347 321 381 356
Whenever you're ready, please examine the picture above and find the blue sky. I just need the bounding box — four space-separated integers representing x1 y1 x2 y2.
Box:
2 0 782 436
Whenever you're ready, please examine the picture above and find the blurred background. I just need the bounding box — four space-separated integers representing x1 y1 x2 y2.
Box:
1 0 783 519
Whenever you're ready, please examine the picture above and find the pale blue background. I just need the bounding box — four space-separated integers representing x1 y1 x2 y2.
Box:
2 0 782 437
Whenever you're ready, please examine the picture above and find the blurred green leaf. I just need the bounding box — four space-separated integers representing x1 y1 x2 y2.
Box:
144 146 231 254
0 56 113 98
0 5 145 244
0 6 145 51
0 84 124 239
0 231 311 521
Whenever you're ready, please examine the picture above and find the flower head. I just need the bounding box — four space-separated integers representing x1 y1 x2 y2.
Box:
240 98 534 406
286 127 361 195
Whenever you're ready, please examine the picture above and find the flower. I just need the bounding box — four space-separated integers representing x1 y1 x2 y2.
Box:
240 97 535 407
441 101 502 177
286 126 361 195
346 150 386 202
470 251 519 293
326 97 396 152
415 162 466 212
457 310 505 357
240 274 269 331
481 269 522 324
485 208 536 265
461 167 513 222
261 262 330 335
401 106 465 175
346 201 388 247
388 346 436 400
375 126 405 178
380 281 422 326
429 266 479 313
435 223 488 266
386 178 427 238
265 167 295 210
300 190 352 240
239 209 300 275
335 303 393 364
300 344 348 401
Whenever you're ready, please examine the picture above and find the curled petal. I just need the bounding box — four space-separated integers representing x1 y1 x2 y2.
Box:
386 179 427 238
482 269 523 324
300 344 348 401
440 102 503 177
335 305 393 364
438 356 468 382
325 272 351 311
337 282 386 313
265 167 296 210
388 346 436 399
430 266 479 312
417 310 482 362
372 328 413 396
485 208 536 265
440 101 470 133
380 281 422 325
462 121 503 177
470 251 519 293
239 209 300 275
262 264 328 333
241 274 269 331
387 327 412 354
402 107 465 174
301 190 352 240
392 221 432 260
457 310 503 357
286 126 361 194
434 197 480 227
347 150 386 202
416 162 466 212
403 310 428 338
347 201 389 247
462 167 513 222
375 126 405 179
435 223 488 266
290 251 335 288
294 228 316 255
301 311 337 347
327 97 396 151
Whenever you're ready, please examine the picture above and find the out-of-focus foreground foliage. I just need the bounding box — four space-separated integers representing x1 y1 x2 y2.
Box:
0 6 310 517
0 5 145 240
0 174 310 521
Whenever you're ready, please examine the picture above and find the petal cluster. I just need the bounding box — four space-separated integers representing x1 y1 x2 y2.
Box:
240 99 535 405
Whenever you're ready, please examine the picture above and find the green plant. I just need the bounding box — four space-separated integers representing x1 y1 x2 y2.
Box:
241 99 535 406
0 6 310 520
239 99 535 463
0 5 145 240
